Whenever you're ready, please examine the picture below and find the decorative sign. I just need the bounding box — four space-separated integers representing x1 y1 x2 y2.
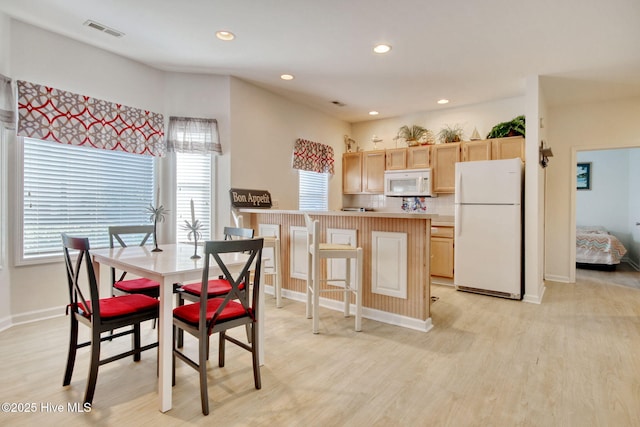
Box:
229 188 272 208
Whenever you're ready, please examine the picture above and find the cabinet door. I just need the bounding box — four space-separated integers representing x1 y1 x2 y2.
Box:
385 148 407 170
492 136 524 161
462 140 492 162
363 150 386 193
342 152 362 194
431 143 460 193
431 236 454 278
407 146 431 169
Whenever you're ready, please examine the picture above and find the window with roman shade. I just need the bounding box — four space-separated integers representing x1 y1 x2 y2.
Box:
167 117 220 242
15 81 163 263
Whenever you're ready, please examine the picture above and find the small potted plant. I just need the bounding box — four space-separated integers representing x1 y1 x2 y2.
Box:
486 115 525 139
437 124 464 143
397 125 429 146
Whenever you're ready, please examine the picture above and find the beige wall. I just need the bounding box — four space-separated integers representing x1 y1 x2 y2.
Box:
229 78 350 212
544 96 640 282
0 12 11 328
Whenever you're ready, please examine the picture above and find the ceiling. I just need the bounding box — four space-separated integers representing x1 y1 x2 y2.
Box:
2 0 640 123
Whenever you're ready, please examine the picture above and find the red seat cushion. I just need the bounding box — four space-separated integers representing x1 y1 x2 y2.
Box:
79 294 159 319
114 277 160 293
181 278 244 297
173 298 251 326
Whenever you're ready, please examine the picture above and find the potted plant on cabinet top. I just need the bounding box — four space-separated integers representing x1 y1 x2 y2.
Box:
397 125 431 146
486 115 525 139
437 124 464 143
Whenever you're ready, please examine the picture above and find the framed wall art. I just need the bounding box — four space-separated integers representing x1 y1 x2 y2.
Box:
577 162 591 190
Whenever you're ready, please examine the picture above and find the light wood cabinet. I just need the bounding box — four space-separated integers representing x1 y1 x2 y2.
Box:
462 140 492 162
362 150 386 193
342 152 363 194
431 143 460 193
407 145 431 169
492 136 524 161
431 226 454 279
343 150 385 194
385 148 407 170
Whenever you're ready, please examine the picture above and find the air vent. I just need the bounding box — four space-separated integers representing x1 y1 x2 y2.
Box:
83 20 125 38
331 100 346 107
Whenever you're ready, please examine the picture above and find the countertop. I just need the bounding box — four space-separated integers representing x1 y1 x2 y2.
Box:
239 208 439 220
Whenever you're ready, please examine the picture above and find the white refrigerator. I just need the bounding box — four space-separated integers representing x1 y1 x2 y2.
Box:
453 158 523 299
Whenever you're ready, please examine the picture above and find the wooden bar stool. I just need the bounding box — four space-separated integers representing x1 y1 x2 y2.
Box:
304 213 363 334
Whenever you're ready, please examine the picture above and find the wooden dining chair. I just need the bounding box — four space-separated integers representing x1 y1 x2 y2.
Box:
172 238 264 415
61 233 159 406
175 227 255 349
108 225 161 299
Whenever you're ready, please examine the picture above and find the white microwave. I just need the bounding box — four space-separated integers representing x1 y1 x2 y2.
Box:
384 168 433 197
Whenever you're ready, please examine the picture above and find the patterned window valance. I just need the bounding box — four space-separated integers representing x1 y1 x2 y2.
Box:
166 116 222 154
16 80 165 156
0 74 15 129
292 138 334 175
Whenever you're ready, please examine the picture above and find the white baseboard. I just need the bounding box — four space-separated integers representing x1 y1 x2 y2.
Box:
523 283 546 304
544 274 571 283
280 288 433 333
11 306 65 327
0 315 11 333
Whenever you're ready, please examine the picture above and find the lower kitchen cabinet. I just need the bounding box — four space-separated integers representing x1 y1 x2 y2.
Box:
430 225 454 279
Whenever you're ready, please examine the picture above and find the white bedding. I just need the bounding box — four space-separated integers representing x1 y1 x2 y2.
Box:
576 226 627 265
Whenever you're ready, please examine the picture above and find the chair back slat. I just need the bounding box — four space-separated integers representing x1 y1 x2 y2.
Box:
200 238 263 333
108 225 155 283
61 233 99 320
223 226 254 241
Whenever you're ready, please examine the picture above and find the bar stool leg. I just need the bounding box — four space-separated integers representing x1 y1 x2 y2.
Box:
274 238 283 308
355 248 363 332
344 258 351 318
312 255 321 334
306 250 313 319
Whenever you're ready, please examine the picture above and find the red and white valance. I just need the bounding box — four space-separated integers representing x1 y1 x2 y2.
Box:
16 80 165 156
292 138 334 175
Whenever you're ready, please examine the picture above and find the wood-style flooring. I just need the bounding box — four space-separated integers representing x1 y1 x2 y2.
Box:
1 267 640 426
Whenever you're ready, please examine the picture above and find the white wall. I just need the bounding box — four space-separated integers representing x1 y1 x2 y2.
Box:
0 12 12 329
229 77 350 212
545 96 640 282
576 149 630 233
629 150 640 267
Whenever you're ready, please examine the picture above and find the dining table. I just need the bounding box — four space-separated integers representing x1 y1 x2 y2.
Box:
90 242 265 413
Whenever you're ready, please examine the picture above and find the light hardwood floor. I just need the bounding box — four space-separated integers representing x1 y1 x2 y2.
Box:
1 269 640 426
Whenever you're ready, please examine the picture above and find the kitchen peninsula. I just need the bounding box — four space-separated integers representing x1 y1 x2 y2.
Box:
240 209 438 331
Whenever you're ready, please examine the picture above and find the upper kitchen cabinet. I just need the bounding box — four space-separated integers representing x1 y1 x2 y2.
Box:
492 136 525 161
343 150 385 194
462 139 492 162
363 150 386 193
407 145 431 169
342 152 363 194
431 143 460 193
385 148 407 170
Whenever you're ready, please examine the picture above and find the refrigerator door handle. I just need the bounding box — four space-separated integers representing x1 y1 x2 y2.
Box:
455 204 461 237
455 171 461 204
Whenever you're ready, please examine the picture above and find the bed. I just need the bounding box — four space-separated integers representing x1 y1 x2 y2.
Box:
576 226 628 270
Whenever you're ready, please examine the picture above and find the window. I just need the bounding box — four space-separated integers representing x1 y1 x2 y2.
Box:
299 170 328 211
20 138 155 262
176 152 212 242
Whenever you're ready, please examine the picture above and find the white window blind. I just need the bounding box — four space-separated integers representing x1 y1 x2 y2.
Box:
176 152 212 243
299 170 328 211
22 138 155 259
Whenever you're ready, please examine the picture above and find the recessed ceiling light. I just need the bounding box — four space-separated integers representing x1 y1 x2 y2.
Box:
373 44 392 54
369 111 379 116
280 74 294 81
437 99 449 104
215 30 235 41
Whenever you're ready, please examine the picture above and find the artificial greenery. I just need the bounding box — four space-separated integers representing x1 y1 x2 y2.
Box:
437 124 464 143
398 125 428 142
486 115 526 139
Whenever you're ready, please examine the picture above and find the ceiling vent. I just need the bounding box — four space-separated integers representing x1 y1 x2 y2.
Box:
331 100 346 107
83 20 125 38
